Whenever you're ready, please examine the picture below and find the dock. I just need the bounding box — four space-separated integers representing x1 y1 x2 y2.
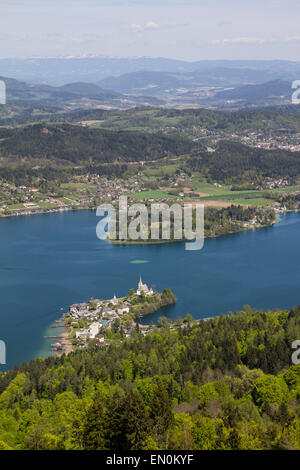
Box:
44 334 65 339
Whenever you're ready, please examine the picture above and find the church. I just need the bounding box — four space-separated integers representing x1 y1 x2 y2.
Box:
136 276 154 297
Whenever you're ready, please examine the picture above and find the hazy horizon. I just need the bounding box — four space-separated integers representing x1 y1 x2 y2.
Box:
1 0 300 61
1 57 300 63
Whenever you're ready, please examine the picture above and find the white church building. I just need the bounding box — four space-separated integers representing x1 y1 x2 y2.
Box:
136 276 154 297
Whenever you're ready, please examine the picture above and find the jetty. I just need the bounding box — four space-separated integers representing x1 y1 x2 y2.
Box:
44 334 65 339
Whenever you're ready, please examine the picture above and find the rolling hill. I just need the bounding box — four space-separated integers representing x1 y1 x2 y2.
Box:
0 76 163 109
0 123 193 164
1 58 300 85
98 70 185 94
214 80 292 104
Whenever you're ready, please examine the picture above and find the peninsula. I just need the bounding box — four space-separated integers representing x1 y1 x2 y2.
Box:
51 278 176 355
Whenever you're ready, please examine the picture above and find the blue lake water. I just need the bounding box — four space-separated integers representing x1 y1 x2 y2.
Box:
0 210 300 370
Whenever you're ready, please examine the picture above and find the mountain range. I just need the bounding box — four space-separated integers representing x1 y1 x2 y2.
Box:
0 58 299 110
1 58 300 86
213 80 292 105
0 76 163 109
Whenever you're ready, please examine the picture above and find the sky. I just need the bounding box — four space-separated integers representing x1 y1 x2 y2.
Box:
1 0 300 61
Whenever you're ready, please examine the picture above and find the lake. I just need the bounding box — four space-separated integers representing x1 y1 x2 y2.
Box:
0 210 300 370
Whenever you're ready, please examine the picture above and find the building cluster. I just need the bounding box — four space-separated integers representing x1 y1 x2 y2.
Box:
239 131 300 152
67 277 154 346
190 127 300 153
0 174 145 216
257 178 290 190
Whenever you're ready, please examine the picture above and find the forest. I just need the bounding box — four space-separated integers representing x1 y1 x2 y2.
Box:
111 205 276 243
186 141 300 183
0 124 193 165
51 103 300 132
1 122 300 187
0 305 299 450
2 103 300 131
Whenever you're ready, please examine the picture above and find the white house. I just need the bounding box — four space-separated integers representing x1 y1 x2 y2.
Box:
76 330 89 340
88 322 100 339
117 304 130 315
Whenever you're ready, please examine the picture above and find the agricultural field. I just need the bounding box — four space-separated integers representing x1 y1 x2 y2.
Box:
143 169 298 207
178 177 300 207
130 189 177 200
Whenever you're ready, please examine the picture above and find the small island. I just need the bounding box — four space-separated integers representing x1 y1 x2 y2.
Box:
107 204 277 245
51 277 176 355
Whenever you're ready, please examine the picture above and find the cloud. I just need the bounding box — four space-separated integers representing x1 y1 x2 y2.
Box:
207 35 300 46
129 21 160 33
287 35 300 42
145 21 159 29
208 37 274 45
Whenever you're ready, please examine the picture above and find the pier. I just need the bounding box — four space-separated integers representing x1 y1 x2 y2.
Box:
44 334 65 339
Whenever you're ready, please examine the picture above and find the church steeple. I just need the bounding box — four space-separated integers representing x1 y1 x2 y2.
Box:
136 276 153 296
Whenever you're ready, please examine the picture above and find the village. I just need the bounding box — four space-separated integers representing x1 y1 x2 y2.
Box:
190 126 300 153
0 174 145 216
1 154 300 226
50 278 176 355
0 170 188 217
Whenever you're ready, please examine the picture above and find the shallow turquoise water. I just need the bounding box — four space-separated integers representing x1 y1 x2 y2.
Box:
0 210 300 370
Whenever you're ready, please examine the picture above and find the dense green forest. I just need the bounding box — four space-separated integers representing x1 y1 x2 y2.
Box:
54 104 300 132
1 103 300 131
112 205 276 243
0 163 129 187
187 141 300 183
0 124 192 165
1 123 300 185
0 306 299 450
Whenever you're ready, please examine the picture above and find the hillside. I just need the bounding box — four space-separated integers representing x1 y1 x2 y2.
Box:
0 306 299 450
0 123 193 164
0 76 163 109
98 70 184 94
187 141 300 182
1 58 299 86
0 58 299 109
215 80 292 104
97 71 295 107
99 68 279 95
43 104 300 133
3 102 300 131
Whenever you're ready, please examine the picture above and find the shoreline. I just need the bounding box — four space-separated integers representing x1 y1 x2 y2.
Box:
107 220 278 246
1 203 281 245
0 204 93 219
54 287 176 356
51 327 73 358
8 209 295 360
1 201 296 222
3 209 297 367
1 202 282 246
